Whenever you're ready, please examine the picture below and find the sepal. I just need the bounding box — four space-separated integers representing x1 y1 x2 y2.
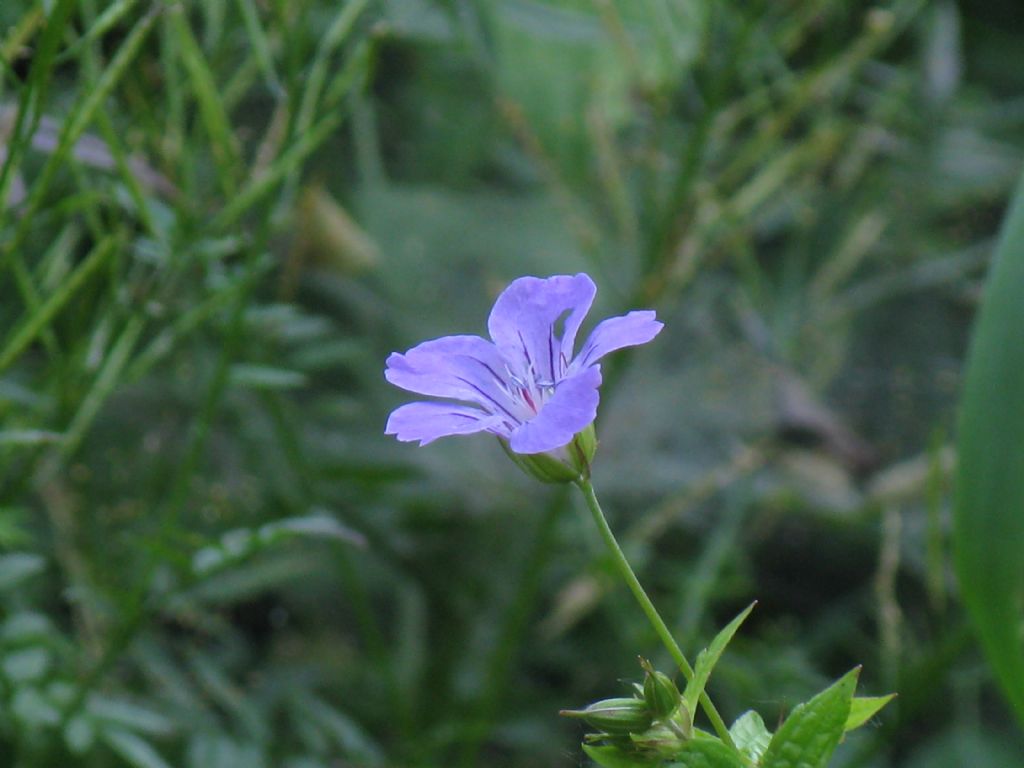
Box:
499 424 597 484
561 697 653 736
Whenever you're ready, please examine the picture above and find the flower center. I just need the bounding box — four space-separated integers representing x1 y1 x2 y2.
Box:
506 368 556 418
499 331 572 424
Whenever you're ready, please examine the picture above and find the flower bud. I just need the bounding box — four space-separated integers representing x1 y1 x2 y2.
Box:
560 697 653 735
670 704 693 739
628 722 689 757
640 658 681 720
572 423 597 472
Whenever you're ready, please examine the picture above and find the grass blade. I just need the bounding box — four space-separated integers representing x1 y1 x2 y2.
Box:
0 237 117 373
0 0 76 216
1 5 159 271
62 316 145 457
167 5 241 196
954 168 1024 727
56 0 143 64
233 0 283 97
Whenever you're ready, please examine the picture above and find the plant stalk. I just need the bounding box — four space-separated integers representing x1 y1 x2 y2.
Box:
576 477 736 749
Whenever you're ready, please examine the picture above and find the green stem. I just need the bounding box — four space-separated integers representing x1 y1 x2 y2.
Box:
575 477 736 749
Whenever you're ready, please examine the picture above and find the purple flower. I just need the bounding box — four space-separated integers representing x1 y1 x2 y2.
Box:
384 273 663 455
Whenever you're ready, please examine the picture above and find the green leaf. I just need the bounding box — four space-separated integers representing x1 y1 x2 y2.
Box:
2 7 158 266
192 514 364 576
0 429 63 446
730 710 772 764
88 695 176 736
663 735 748 768
64 714 96 754
12 686 61 727
0 0 75 211
1 612 52 642
682 602 756 717
2 647 51 682
955 169 1024 728
259 513 366 547
187 650 266 741
104 729 175 768
581 743 650 768
188 553 320 603
0 553 45 591
186 733 268 768
290 692 384 765
0 237 116 373
166 7 240 196
844 694 896 732
761 668 859 768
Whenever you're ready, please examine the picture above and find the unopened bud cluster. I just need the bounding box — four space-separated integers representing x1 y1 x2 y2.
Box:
643 658 686 720
560 658 691 758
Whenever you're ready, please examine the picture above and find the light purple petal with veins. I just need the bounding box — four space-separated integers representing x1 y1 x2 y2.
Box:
572 311 663 372
385 402 504 445
385 335 516 418
384 273 662 454
487 274 596 383
508 366 602 454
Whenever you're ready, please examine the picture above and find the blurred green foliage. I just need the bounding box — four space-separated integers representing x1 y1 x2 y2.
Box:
0 0 1022 766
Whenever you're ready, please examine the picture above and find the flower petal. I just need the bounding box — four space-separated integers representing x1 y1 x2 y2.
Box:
487 274 596 383
385 402 504 446
573 311 663 370
508 366 602 454
385 335 518 420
